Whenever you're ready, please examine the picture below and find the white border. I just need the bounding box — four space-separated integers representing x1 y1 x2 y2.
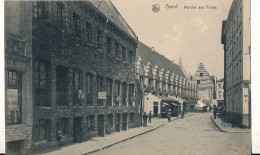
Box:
251 0 260 153
0 0 5 153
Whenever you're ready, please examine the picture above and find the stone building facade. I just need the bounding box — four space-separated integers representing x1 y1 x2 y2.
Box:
5 1 140 153
192 62 215 106
221 0 251 128
5 1 33 154
136 42 197 117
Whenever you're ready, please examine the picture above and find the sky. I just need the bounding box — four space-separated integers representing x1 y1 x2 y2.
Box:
111 0 233 79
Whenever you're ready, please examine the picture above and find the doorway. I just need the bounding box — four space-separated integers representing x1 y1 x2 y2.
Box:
122 113 128 130
98 115 104 137
115 114 121 132
153 102 158 117
73 117 82 143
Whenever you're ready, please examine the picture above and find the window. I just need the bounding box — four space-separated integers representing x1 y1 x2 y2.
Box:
56 117 69 136
87 115 95 131
115 42 119 58
97 30 103 49
149 78 153 88
107 78 112 106
36 119 51 142
122 46 126 61
128 84 134 106
73 12 81 38
197 80 200 84
114 81 120 106
33 1 48 19
57 2 66 29
97 76 104 106
156 81 159 90
6 70 22 125
130 113 134 123
168 84 171 93
35 61 50 107
73 70 82 106
200 73 203 77
122 82 127 106
86 73 93 106
56 66 68 106
218 84 221 89
106 36 112 55
129 51 134 64
107 114 113 128
86 22 92 44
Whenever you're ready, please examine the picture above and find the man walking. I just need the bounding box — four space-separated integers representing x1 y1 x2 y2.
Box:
213 105 217 119
143 112 148 126
148 111 152 123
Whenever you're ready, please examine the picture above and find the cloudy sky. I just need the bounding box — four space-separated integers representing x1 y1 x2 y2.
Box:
111 0 233 79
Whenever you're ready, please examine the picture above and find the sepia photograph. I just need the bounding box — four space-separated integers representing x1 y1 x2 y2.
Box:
1 0 257 154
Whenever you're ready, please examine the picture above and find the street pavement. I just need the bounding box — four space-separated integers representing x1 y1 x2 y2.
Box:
94 113 251 155
34 114 193 155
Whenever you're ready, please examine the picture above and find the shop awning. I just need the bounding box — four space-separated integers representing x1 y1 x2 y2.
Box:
157 96 178 103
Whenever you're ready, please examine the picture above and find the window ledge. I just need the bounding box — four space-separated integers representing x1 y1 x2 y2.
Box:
73 106 84 108
37 106 51 110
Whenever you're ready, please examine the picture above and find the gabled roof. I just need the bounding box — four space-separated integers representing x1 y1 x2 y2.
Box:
88 0 137 39
136 41 186 78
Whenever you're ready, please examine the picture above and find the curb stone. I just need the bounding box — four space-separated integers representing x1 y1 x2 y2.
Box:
210 116 251 133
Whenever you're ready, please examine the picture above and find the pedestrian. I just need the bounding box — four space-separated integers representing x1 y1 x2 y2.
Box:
148 111 152 123
181 109 184 119
57 129 63 146
167 109 171 122
143 112 148 126
213 108 217 119
213 105 217 119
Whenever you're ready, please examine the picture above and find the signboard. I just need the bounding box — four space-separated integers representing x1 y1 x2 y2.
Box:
116 96 122 102
98 92 107 99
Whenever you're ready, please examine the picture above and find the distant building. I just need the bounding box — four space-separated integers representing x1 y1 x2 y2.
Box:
5 1 140 153
192 62 215 106
221 0 250 128
136 42 197 118
215 78 224 107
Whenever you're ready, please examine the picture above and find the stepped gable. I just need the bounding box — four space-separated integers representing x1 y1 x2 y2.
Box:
136 41 186 78
195 62 210 77
88 0 137 39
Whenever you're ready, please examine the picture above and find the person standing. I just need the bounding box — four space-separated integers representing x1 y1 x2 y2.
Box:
148 111 152 123
143 112 148 126
167 109 171 122
181 109 185 119
213 106 217 119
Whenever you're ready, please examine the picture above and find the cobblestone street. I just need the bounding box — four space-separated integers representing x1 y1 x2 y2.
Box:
94 113 251 155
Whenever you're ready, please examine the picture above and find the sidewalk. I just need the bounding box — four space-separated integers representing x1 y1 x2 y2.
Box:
34 113 195 155
211 116 251 133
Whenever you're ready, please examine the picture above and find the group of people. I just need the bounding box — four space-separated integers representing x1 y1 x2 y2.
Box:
143 109 185 125
143 111 152 126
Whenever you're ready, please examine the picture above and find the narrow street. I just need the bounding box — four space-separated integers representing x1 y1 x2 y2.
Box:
94 113 251 155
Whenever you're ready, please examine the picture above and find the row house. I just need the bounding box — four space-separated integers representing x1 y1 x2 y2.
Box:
136 42 197 118
221 0 250 128
5 1 140 154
